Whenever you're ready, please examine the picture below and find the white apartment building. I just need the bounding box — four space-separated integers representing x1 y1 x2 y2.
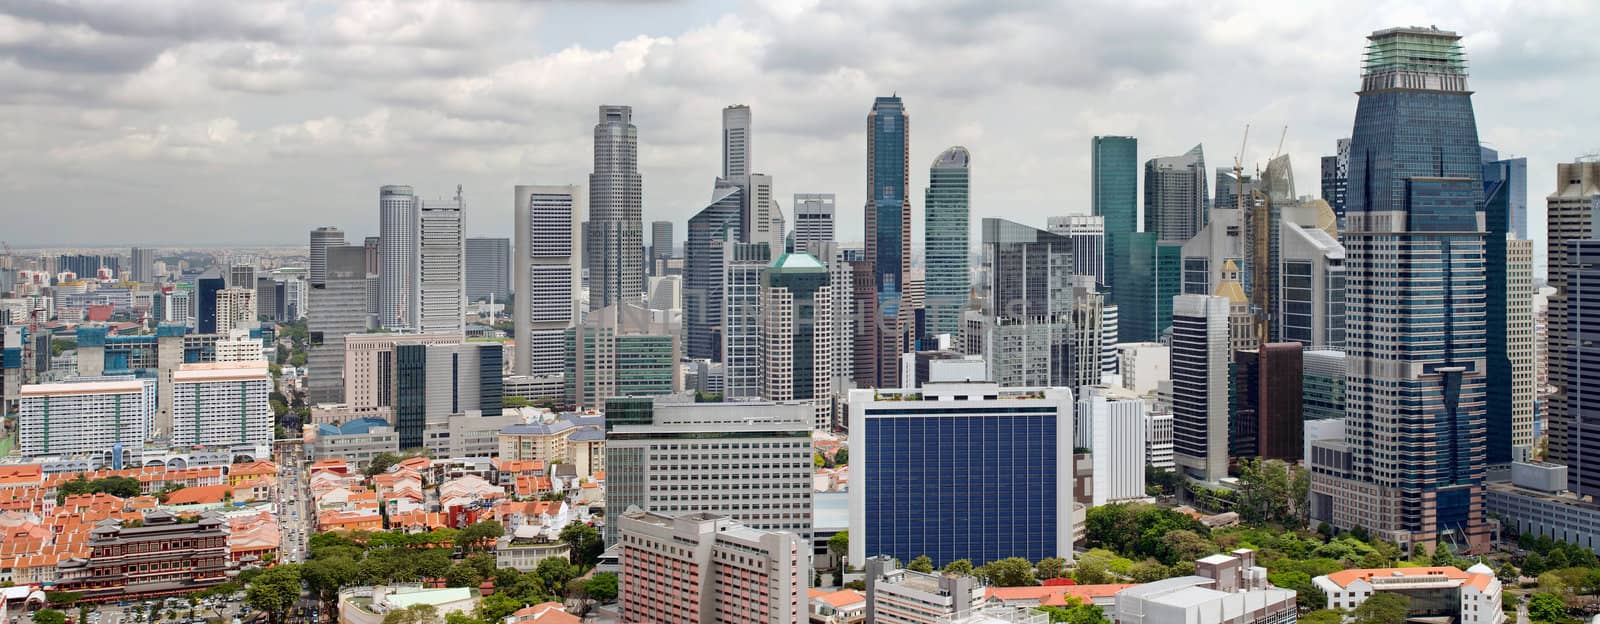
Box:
19 378 154 462
215 287 256 335
413 193 466 335
1146 409 1175 471
171 363 273 448
618 509 806 624
513 185 582 377
1117 342 1170 395
862 555 985 624
1077 387 1149 506
214 328 267 363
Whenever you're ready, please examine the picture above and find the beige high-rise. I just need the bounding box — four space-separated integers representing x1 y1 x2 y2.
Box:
1544 161 1600 466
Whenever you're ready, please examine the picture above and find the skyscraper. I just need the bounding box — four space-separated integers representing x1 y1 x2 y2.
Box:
1545 161 1600 469
1564 239 1600 499
412 190 465 335
196 274 224 334
1320 138 1351 228
309 227 345 287
364 236 381 276
214 287 256 334
649 220 673 275
379 185 417 329
1170 294 1230 483
131 247 155 284
970 218 1075 388
792 193 836 252
307 246 370 404
924 146 970 341
1048 215 1106 288
1093 136 1137 298
1231 342 1304 462
565 304 679 410
464 237 510 303
1314 27 1489 552
1485 168 1535 464
723 104 752 179
588 105 644 310
1144 144 1209 242
760 252 834 430
684 180 743 361
863 96 912 388
722 242 771 399
1481 147 1529 240
513 185 582 377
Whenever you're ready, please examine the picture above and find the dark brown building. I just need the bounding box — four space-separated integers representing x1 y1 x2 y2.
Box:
57 511 230 601
1231 343 1304 462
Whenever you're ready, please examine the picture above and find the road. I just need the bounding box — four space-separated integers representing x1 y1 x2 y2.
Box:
274 441 311 564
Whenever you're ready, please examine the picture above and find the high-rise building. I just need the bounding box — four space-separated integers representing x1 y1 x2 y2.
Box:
1315 26 1490 552
170 363 273 449
195 275 224 335
413 191 465 335
1048 215 1106 288
1564 239 1600 499
1485 169 1535 464
564 303 679 410
760 252 834 430
214 287 256 335
863 96 912 389
1077 387 1148 506
684 180 744 361
1482 147 1529 240
649 220 673 275
1145 144 1209 242
307 246 370 404
848 383 1074 567
722 242 771 399
55 255 118 281
1093 136 1137 303
792 193 836 251
588 105 644 310
604 398 812 545
925 146 971 340
1320 138 1351 228
862 557 984 624
379 185 417 329
255 277 284 322
1278 200 1346 349
1117 232 1160 342
228 265 256 290
513 185 582 377
1066 280 1108 390
392 342 503 450
1546 161 1600 468
342 333 464 412
1302 350 1346 422
618 511 807 624
1231 343 1304 462
19 378 153 464
465 237 510 304
723 104 752 179
1171 294 1230 483
364 236 381 276
131 247 155 284
970 219 1075 388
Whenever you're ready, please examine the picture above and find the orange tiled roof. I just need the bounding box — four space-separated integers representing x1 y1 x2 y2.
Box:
985 584 1138 605
812 589 866 609
164 484 232 506
229 461 278 478
1321 567 1471 590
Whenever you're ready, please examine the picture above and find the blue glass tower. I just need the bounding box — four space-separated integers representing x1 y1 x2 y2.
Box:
1093 137 1138 298
924 146 970 341
196 275 224 334
863 97 910 388
1342 27 1489 551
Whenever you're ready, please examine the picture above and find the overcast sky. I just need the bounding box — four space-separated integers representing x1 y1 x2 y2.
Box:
2 0 1593 273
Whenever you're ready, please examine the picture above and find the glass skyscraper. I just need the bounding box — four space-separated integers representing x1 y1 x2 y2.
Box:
1314 26 1489 552
863 96 911 388
1093 136 1138 301
683 180 743 361
924 146 971 340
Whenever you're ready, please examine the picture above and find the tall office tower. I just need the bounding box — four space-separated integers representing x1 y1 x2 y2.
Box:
166 290 193 326
1048 215 1107 288
971 219 1074 387
1216 261 1255 353
924 146 971 341
1214 168 1257 221
307 246 370 404
1320 138 1351 227
1547 161 1600 467
684 180 743 361
848 383 1074 566
1101 303 1119 380
379 185 418 329
588 105 644 310
618 510 806 624
1118 232 1160 342
214 287 256 335
760 252 834 430
723 104 752 179
863 96 912 388
1565 239 1600 498
792 193 836 251
1066 279 1107 390
1077 387 1149 506
564 303 679 410
343 333 464 412
1278 199 1346 349
1485 174 1535 464
1231 343 1304 462
19 378 154 462
1171 294 1230 483
308 227 345 287
363 236 381 276
513 185 582 377
731 173 784 257
604 398 813 545
464 237 510 304
393 342 503 449
648 220 672 275
1482 147 1529 240
56 255 118 280
1322 27 1490 552
810 242 858 415
228 265 256 289
412 191 465 335
1145 144 1209 242
196 274 225 334
1303 349 1346 421
171 364 273 448
722 242 771 399
255 278 283 321
131 247 155 284
1093 136 1138 301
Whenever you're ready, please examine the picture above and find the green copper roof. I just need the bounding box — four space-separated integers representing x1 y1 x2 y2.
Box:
769 252 826 271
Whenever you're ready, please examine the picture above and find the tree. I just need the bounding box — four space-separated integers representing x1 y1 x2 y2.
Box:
245 564 302 624
1129 560 1170 583
1545 549 1570 571
584 573 618 602
1528 592 1567 623
1038 597 1110 623
46 591 83 608
938 558 972 575
443 614 486 624
302 554 358 613
365 452 402 476
458 520 504 552
1160 530 1214 565
907 555 935 573
34 610 66 624
1299 610 1344 624
1350 592 1410 624
382 604 440 624
290 352 307 367
1523 552 1548 577
983 557 1038 587
535 557 577 595
828 531 849 569
1347 525 1370 542
833 447 848 465
1036 556 1068 581
476 592 523 623
559 522 604 567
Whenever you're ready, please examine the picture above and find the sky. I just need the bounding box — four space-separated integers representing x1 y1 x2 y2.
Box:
2 0 1594 275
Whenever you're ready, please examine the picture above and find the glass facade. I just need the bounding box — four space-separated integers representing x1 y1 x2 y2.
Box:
1093 136 1137 303
862 411 1059 566
864 96 911 388
925 147 971 339
395 344 426 450
684 182 743 361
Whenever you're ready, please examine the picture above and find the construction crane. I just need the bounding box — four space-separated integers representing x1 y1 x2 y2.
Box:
1233 125 1251 213
1272 125 1288 160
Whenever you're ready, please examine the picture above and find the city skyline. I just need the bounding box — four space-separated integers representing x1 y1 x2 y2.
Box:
0 2 1585 277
